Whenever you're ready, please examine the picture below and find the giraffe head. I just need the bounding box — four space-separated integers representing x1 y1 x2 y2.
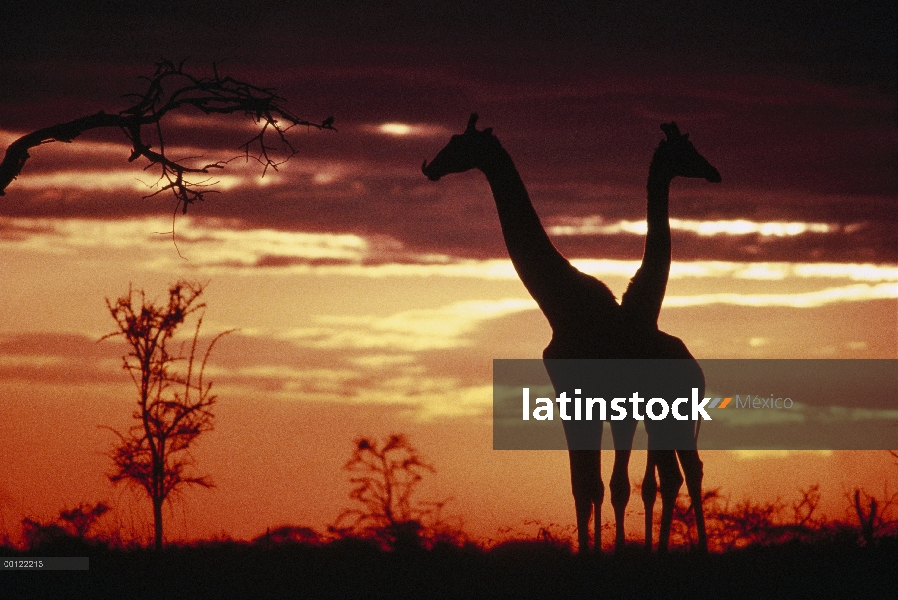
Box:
422 114 500 181
653 122 721 183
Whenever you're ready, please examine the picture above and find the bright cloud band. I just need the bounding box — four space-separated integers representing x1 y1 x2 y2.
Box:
548 217 837 237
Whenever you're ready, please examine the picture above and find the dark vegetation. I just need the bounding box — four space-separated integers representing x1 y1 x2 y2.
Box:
2 530 896 599
5 440 897 599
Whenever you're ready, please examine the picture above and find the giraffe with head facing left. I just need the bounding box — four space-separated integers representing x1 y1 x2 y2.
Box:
423 114 719 552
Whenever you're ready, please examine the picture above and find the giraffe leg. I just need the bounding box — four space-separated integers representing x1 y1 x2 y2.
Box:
568 450 603 553
574 493 592 554
608 418 637 551
641 451 658 551
610 448 632 550
677 449 707 552
654 451 683 553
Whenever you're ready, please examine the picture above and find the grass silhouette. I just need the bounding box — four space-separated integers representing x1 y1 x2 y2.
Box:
3 521 896 599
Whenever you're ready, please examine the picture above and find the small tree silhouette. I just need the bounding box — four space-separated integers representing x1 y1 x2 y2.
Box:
853 487 898 545
20 518 69 550
59 502 112 539
21 502 110 549
0 59 335 214
101 281 230 550
331 434 451 550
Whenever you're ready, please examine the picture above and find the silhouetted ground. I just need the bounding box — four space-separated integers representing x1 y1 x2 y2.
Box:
2 537 896 599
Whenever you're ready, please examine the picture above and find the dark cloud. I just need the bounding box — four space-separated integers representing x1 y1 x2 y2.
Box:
1 2 894 264
252 255 347 268
5 2 893 86
0 332 121 385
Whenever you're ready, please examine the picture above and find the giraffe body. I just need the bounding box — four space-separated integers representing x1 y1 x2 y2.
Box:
424 115 718 552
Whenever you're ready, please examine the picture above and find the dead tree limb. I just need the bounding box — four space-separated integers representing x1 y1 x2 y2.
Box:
0 59 335 213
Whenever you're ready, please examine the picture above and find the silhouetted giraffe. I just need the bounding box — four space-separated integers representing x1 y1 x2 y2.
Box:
423 115 719 552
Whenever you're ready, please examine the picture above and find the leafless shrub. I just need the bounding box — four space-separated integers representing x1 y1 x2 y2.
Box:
852 487 898 545
667 485 833 551
330 434 461 550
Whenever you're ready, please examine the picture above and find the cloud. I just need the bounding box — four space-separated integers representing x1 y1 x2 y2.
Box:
282 299 536 352
169 326 500 419
731 450 834 460
548 216 837 237
11 170 248 193
362 123 453 138
1 216 894 311
793 263 898 281
0 37 895 267
663 283 897 308
0 332 122 385
216 362 493 420
2 58 895 266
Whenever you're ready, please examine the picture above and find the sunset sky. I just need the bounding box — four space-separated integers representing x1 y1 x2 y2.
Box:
0 1 895 547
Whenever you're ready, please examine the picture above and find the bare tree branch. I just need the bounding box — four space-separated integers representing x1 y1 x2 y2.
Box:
0 59 336 213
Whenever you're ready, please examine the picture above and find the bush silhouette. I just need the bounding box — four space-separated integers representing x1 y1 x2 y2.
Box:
330 434 459 550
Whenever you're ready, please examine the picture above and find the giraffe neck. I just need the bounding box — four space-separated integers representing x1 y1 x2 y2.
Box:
647 151 675 195
471 142 592 328
640 164 674 298
478 146 566 286
646 169 672 221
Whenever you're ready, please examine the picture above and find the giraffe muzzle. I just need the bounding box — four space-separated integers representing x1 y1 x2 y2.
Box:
421 159 443 181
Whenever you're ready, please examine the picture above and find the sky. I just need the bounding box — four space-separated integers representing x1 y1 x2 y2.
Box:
0 1 896 547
